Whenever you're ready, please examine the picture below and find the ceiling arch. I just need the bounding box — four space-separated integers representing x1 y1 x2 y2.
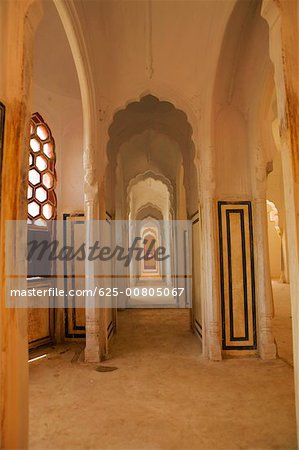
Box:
127 170 174 210
135 203 164 221
108 95 193 151
129 177 171 220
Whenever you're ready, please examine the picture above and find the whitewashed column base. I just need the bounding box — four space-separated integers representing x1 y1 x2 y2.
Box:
259 318 277 360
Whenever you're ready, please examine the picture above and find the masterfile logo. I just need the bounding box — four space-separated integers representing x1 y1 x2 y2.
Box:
5 220 192 309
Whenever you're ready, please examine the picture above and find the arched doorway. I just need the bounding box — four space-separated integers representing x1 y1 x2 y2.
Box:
105 94 201 348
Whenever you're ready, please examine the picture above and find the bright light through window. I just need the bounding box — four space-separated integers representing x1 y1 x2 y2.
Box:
28 113 57 226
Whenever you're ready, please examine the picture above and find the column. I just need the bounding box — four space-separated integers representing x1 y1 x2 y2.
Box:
262 0 299 442
0 1 43 448
200 148 222 360
249 130 277 359
252 188 277 359
84 172 107 361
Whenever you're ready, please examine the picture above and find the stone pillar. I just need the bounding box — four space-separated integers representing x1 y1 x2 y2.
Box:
249 135 277 359
0 1 43 448
84 187 101 362
262 0 299 443
200 149 222 360
252 194 277 359
84 173 107 362
201 196 222 360
54 0 109 362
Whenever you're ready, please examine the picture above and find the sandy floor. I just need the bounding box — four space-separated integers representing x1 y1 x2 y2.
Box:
29 302 296 450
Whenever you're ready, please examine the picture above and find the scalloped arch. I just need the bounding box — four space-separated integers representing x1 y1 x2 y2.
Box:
127 171 175 219
135 202 164 221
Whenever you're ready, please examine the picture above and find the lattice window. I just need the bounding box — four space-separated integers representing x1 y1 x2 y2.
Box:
28 113 57 227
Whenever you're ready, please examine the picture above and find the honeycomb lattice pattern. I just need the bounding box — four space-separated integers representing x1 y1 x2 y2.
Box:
28 113 57 226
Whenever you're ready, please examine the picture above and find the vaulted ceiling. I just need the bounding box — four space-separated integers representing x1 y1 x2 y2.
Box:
72 0 236 109
33 0 242 114
32 0 274 216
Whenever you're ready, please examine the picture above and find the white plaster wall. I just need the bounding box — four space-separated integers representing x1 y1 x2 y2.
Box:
31 85 84 217
215 107 251 198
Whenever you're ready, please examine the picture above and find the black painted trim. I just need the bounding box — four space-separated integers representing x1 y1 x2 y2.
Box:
248 202 257 349
194 319 202 338
71 219 85 331
218 201 257 351
29 335 51 345
63 213 86 338
190 210 199 219
226 209 249 341
107 320 114 340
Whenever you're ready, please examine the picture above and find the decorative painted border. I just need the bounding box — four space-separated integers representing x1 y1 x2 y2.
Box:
107 320 114 340
63 214 116 341
194 319 202 338
191 210 199 225
63 213 86 338
70 218 85 331
191 210 201 339
218 201 257 350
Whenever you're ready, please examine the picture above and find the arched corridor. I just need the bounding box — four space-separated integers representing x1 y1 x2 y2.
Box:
1 0 299 448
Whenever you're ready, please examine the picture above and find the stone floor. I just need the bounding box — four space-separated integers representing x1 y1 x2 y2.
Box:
29 289 296 450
